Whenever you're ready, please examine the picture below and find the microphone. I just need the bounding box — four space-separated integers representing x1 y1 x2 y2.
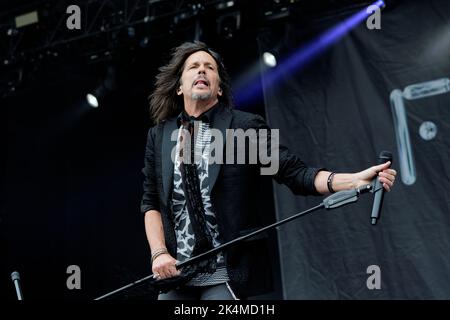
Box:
371 151 393 225
11 271 24 300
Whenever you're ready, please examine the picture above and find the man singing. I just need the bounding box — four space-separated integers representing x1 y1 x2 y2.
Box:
141 41 396 300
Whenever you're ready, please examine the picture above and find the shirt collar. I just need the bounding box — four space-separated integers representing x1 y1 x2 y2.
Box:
177 102 220 127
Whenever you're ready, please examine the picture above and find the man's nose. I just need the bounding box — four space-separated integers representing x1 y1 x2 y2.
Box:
197 65 206 74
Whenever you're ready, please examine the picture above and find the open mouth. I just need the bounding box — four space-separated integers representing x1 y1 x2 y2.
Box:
193 79 209 88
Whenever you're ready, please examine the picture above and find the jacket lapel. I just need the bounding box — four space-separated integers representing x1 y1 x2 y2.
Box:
161 117 178 206
208 106 232 193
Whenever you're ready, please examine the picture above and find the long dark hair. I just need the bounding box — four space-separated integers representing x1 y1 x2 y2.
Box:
149 41 233 123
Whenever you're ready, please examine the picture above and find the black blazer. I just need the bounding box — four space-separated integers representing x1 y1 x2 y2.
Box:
141 104 322 298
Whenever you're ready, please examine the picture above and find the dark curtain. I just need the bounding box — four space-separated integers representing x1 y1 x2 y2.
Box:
259 0 450 299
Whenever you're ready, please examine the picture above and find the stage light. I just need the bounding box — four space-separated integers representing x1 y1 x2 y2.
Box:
6 28 19 36
86 83 108 108
216 1 235 10
86 66 117 108
86 93 99 108
263 52 277 67
236 0 386 105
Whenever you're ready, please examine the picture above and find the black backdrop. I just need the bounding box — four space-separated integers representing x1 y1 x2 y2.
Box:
259 0 450 299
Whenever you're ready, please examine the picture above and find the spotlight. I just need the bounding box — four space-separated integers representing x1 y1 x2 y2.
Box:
216 1 235 10
86 66 117 108
262 52 277 67
86 85 107 108
6 28 19 36
86 93 99 108
237 0 387 106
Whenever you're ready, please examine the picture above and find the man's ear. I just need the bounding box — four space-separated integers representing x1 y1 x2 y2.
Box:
177 87 183 95
218 87 223 96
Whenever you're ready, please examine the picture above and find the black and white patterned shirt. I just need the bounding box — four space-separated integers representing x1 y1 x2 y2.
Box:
172 113 229 286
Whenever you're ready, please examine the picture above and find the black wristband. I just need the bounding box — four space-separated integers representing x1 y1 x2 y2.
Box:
327 172 336 193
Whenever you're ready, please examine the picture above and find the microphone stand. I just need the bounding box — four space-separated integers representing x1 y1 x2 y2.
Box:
94 184 374 300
